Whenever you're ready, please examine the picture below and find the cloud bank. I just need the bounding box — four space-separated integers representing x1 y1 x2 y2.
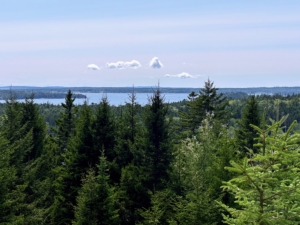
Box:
149 57 163 69
107 60 141 69
87 64 101 70
165 72 200 79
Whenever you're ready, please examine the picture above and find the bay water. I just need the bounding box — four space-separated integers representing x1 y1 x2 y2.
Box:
0 93 190 106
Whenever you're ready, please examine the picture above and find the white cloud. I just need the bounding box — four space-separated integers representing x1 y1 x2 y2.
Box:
107 60 141 69
107 61 125 69
87 64 101 70
165 72 200 79
124 60 141 69
149 57 163 69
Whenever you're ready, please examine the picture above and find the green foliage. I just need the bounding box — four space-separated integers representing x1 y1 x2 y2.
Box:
54 89 78 152
3 83 300 224
171 114 236 224
236 95 261 155
220 118 300 224
73 153 119 225
138 190 175 225
180 79 229 135
144 87 173 192
21 95 46 161
93 96 116 164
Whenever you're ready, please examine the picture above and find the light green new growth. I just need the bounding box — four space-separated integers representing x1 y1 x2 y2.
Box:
219 117 300 224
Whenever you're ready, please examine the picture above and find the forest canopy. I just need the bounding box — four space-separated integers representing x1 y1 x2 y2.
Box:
1 81 300 224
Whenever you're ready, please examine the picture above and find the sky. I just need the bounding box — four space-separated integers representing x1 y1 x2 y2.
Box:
1 0 300 88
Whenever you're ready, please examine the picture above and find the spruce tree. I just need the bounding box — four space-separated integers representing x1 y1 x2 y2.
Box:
144 86 172 192
92 96 115 166
180 79 228 134
21 94 46 162
55 90 77 152
73 153 119 225
236 95 261 155
115 88 144 169
0 131 17 223
220 118 300 224
92 96 118 183
51 101 94 224
116 89 151 224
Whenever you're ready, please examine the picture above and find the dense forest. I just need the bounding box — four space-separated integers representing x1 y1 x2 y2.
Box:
1 79 300 224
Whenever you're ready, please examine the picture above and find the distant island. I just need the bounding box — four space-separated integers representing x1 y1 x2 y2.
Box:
0 90 86 100
1 86 300 96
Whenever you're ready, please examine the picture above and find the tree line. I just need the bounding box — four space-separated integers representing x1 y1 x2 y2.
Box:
1 80 300 224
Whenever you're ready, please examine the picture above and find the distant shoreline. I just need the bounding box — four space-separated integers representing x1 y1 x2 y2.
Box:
1 86 300 96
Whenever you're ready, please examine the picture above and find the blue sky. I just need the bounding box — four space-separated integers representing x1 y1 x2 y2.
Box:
1 0 300 87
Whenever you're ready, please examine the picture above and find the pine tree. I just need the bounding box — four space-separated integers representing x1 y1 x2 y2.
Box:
236 95 261 155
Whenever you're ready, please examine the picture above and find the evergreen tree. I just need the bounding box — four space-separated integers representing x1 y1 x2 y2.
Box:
21 94 46 161
115 88 144 170
92 96 119 184
236 95 261 155
220 118 300 224
92 96 116 166
51 102 94 224
0 130 16 223
144 86 172 192
73 169 100 225
170 115 235 224
73 153 119 225
180 79 229 134
3 94 33 172
55 90 78 152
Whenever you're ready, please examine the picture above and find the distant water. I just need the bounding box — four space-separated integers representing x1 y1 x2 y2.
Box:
0 93 190 106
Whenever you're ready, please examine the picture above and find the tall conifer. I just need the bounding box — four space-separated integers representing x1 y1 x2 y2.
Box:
144 86 172 192
236 95 261 155
180 79 228 134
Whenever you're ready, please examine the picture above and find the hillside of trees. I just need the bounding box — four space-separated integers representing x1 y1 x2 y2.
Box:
1 80 300 224
0 90 86 100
